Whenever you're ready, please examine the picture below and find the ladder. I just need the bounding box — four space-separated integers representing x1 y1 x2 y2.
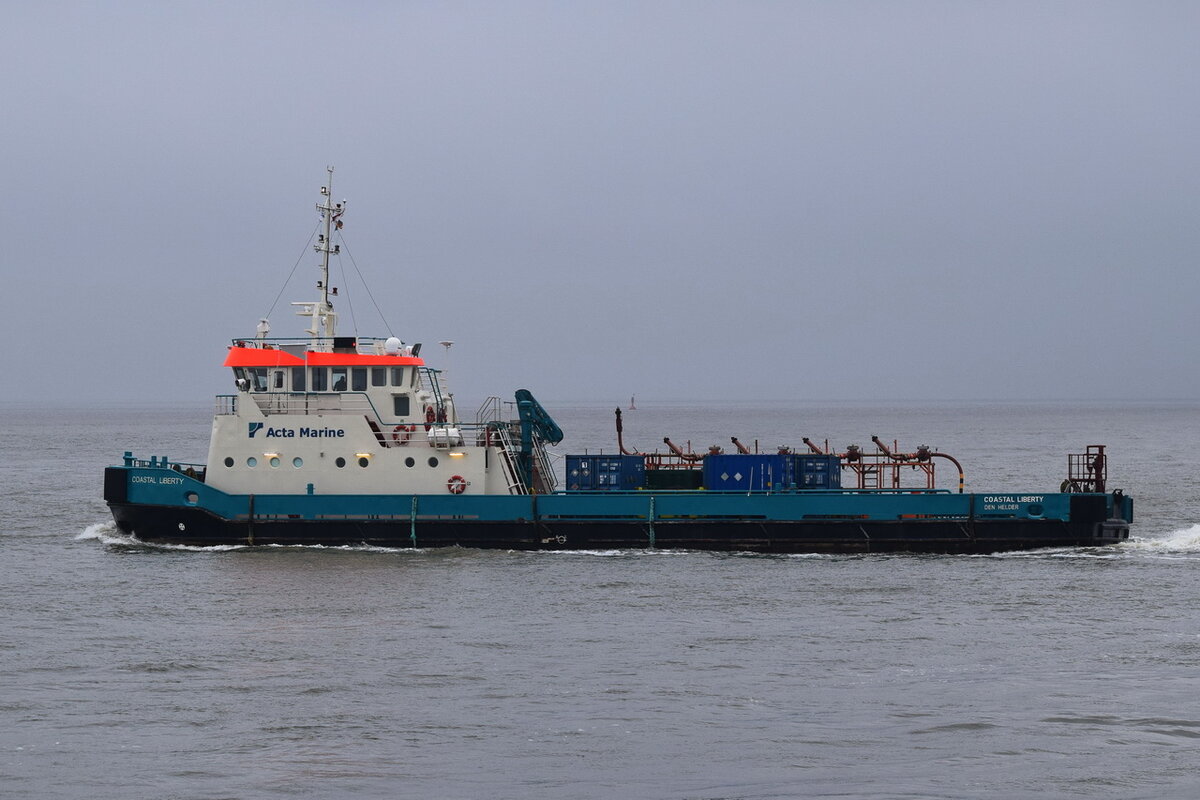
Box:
490 423 528 494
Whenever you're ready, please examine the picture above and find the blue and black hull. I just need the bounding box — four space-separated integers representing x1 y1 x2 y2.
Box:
104 466 1133 554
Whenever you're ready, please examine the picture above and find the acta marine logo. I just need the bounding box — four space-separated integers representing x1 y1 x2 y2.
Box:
248 422 264 438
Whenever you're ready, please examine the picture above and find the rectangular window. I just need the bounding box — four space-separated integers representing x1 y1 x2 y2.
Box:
391 367 405 386
273 370 284 390
352 368 367 392
371 367 387 387
393 395 411 417
251 368 268 392
311 367 328 392
292 367 306 392
331 367 348 392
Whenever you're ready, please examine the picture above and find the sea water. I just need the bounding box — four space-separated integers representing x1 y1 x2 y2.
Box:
3 401 1200 799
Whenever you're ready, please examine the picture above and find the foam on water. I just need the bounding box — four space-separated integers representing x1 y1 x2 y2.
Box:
1122 523 1200 556
969 527 1200 560
76 521 124 544
978 546 1121 560
260 542 432 554
77 521 246 552
76 523 441 554
537 547 695 557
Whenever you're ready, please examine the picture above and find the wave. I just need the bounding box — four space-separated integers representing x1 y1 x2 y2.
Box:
1122 524 1200 555
76 521 128 545
76 521 245 552
75 523 434 553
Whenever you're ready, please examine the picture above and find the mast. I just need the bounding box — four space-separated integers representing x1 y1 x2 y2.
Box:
298 166 344 344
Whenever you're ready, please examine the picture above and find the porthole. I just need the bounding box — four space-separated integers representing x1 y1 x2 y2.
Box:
335 457 346 468
184 492 198 505
269 457 281 468
293 457 303 468
405 457 415 468
246 456 258 468
1028 503 1044 517
224 457 234 468
358 457 370 468
428 456 439 468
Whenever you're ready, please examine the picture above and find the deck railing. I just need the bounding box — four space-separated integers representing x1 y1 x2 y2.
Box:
249 391 377 417
215 395 238 415
228 336 398 355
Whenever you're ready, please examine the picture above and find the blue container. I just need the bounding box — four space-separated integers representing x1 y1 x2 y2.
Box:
566 455 646 491
792 454 842 489
702 454 794 492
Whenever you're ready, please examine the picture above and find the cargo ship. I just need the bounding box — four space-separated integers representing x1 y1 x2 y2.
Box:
103 170 1133 553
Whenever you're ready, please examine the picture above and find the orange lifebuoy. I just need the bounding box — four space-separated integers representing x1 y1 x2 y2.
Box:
424 405 436 431
392 424 415 445
447 475 467 494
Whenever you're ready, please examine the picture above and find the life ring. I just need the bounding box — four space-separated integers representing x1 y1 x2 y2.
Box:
424 405 436 431
392 424 415 445
447 475 467 494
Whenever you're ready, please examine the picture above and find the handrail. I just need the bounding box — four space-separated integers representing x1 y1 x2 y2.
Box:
491 423 528 494
418 367 447 418
231 390 511 437
214 395 238 415
228 335 397 354
121 453 206 473
533 439 558 492
476 395 503 426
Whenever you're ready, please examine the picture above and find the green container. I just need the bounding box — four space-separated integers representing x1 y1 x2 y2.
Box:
644 469 703 489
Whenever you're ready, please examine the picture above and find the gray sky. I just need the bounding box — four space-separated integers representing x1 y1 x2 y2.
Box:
4 1 1198 405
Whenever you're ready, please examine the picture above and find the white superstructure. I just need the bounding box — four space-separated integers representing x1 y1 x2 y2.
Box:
204 169 556 498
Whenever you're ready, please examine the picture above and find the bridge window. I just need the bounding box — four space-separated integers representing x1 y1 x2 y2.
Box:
391 367 405 386
331 367 348 392
311 367 328 392
371 367 387 387
352 368 367 392
292 367 306 392
393 395 410 416
250 368 268 392
273 370 284 390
